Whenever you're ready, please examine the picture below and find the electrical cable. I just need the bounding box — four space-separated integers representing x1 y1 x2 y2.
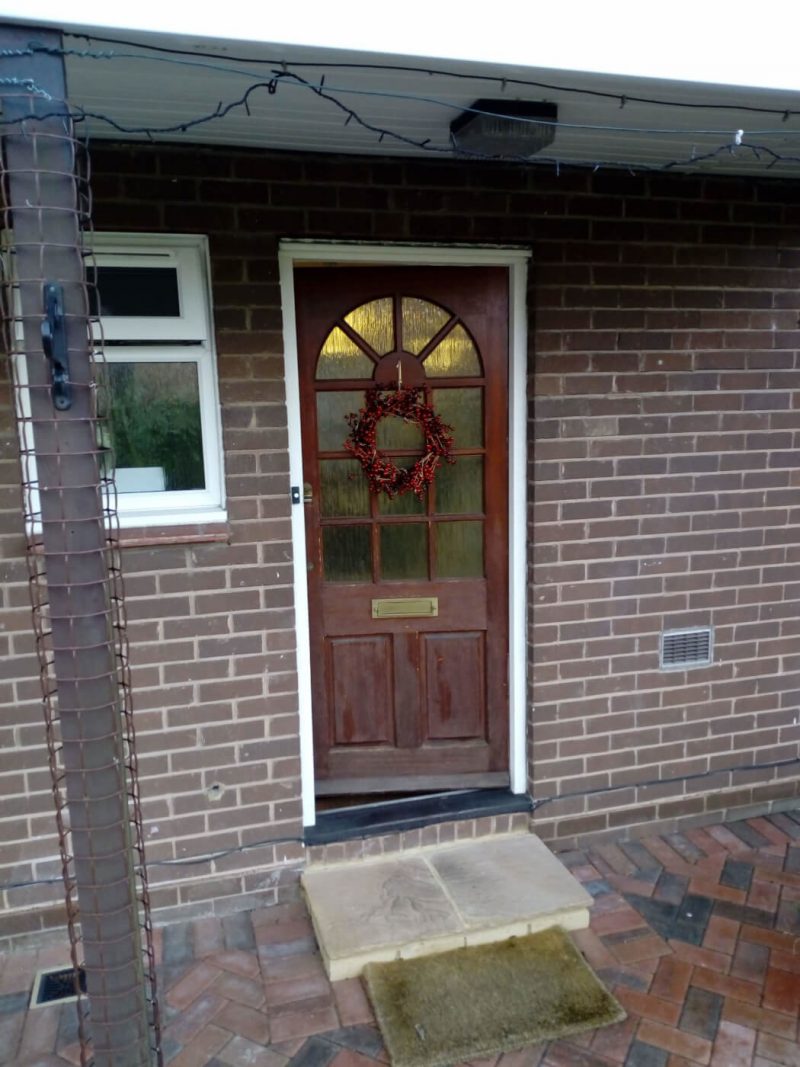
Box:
62 30 800 121
1 81 797 174
530 754 800 811
3 44 800 172
2 754 798 891
0 834 307 890
11 42 800 138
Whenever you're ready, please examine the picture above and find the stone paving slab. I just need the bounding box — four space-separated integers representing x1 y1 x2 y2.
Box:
303 833 592 978
303 856 461 963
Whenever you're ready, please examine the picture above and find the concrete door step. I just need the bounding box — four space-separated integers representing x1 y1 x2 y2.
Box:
302 832 592 979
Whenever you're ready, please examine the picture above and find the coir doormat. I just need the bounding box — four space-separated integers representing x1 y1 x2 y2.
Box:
363 927 624 1067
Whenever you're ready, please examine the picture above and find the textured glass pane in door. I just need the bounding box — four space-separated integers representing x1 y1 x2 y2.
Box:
423 323 482 377
380 524 428 580
317 390 364 451
376 414 425 451
401 297 451 354
323 526 371 581
433 388 483 447
379 489 425 516
377 457 426 515
317 327 374 379
344 298 394 355
435 456 483 515
436 521 484 578
320 459 370 517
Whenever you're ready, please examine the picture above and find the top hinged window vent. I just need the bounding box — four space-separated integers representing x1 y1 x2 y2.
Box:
660 627 713 670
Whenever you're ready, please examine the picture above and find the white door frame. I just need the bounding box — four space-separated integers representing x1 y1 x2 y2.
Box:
278 240 530 827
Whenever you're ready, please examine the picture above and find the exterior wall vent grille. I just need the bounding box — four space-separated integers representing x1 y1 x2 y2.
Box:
30 965 86 1008
660 627 713 670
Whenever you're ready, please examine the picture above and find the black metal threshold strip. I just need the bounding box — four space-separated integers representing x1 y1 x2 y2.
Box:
304 788 532 846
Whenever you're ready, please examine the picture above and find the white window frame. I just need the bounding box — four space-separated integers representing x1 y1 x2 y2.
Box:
92 233 225 526
90 238 210 344
12 232 226 529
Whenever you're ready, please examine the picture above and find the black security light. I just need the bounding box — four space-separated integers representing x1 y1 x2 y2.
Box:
450 99 558 158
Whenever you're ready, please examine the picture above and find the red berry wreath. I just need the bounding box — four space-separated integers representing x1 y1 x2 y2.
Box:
344 386 455 498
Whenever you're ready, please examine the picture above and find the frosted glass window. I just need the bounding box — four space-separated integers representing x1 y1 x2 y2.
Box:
323 526 371 582
344 297 394 355
436 521 484 578
423 324 482 377
435 457 483 515
317 391 364 451
401 297 451 355
379 472 426 516
433 388 483 447
317 327 375 380
376 415 425 451
381 524 428 580
320 460 370 517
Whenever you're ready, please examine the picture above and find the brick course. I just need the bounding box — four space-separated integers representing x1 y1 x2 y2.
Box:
1 142 800 937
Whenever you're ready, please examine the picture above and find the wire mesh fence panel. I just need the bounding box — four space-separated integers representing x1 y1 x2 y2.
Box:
0 30 161 1067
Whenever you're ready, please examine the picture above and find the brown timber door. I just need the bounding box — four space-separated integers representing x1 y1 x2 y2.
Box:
295 266 509 793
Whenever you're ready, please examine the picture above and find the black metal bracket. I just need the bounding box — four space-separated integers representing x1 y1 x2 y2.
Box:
41 282 72 411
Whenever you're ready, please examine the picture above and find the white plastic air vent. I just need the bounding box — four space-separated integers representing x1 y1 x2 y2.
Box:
660 627 713 670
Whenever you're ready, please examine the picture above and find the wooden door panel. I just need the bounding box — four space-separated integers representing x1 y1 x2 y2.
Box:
393 632 422 749
423 632 486 741
329 636 393 746
326 743 497 780
295 266 509 792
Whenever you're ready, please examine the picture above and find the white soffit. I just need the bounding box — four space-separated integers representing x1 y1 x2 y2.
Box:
6 10 800 175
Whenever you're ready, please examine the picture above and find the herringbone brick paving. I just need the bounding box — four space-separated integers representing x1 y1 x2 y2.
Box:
1 813 799 1066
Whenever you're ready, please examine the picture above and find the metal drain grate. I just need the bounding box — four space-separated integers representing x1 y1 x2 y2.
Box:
660 627 713 670
30 965 86 1008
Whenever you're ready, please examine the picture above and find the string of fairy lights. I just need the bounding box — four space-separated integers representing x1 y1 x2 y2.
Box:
2 37 800 172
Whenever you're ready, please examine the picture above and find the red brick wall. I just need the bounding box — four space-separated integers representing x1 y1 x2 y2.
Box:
528 174 800 845
1 143 799 940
